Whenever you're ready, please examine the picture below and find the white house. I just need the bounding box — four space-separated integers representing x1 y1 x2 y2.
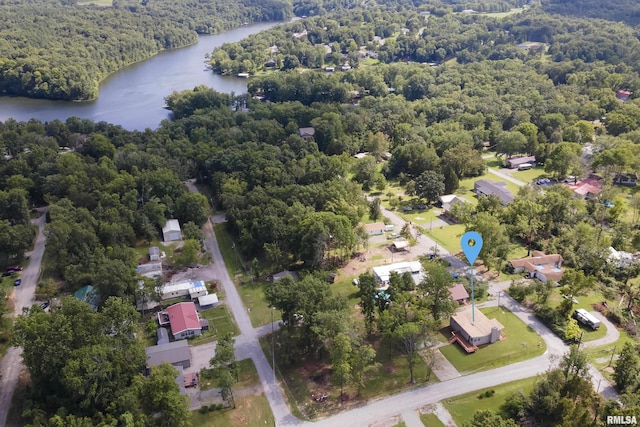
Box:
149 246 161 261
372 261 423 290
161 280 208 302
162 219 182 242
364 222 386 236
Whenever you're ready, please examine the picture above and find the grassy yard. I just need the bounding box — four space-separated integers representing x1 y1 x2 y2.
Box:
456 174 522 203
420 413 445 426
442 377 537 425
190 304 240 344
237 280 281 327
583 332 638 382
391 422 407 427
200 358 261 390
191 394 274 426
398 208 442 228
132 240 177 265
509 167 548 184
439 307 546 374
425 224 466 254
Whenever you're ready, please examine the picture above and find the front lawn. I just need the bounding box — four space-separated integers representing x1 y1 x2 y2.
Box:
213 223 248 279
439 307 546 374
238 280 281 327
191 394 274 426
190 304 240 344
442 377 537 425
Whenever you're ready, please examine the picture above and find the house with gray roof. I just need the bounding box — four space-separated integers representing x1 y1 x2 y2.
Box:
473 179 514 206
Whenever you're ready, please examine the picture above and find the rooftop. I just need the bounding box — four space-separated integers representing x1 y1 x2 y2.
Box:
145 340 191 367
364 222 386 233
451 306 504 338
163 219 181 233
449 284 469 302
474 179 514 205
372 261 423 285
509 251 564 281
167 302 201 334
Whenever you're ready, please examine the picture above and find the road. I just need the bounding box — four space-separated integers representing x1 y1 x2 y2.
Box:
185 181 295 424
0 210 47 426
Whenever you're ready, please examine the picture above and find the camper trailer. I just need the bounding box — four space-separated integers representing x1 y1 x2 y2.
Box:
573 308 601 330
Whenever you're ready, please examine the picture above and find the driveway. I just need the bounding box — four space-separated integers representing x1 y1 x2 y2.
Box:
0 210 47 426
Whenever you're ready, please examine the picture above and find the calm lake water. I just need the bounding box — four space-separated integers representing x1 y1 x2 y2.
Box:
0 21 283 130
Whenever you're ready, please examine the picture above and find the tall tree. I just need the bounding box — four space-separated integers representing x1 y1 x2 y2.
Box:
331 332 352 398
357 273 378 335
414 171 445 205
210 333 238 408
614 342 640 392
419 263 456 322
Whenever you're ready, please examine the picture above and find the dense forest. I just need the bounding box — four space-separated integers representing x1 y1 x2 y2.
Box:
0 0 292 100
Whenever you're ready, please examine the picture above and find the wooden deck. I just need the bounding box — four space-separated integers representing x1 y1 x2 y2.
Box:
449 331 478 353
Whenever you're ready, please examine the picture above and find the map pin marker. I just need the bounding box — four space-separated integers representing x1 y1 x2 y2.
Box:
461 231 483 265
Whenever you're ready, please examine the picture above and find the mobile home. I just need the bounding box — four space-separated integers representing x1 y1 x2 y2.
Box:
573 308 601 330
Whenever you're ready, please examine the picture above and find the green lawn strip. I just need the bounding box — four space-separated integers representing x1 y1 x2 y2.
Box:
425 224 465 254
200 358 261 391
440 307 546 374
132 240 176 265
190 304 240 344
213 223 248 278
442 377 537 426
509 167 548 184
191 394 274 426
391 422 407 427
238 280 281 328
398 208 442 228
420 413 445 426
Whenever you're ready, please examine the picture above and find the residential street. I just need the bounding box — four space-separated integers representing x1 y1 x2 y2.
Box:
0 210 47 427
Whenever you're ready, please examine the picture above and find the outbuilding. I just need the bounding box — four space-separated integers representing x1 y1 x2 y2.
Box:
162 219 182 242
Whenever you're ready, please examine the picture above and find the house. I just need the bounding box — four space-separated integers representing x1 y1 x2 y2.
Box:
439 194 471 220
607 247 636 268
264 58 276 68
198 293 220 308
149 246 161 261
341 64 352 71
298 127 315 141
145 340 191 369
74 285 99 312
505 156 536 169
616 90 632 102
272 270 299 282
448 284 469 304
509 251 564 283
166 302 202 340
136 262 163 279
473 179 514 206
372 261 423 290
613 173 637 187
364 222 386 236
162 219 182 242
449 306 504 353
237 73 250 78
565 174 603 199
325 66 335 72
161 280 208 302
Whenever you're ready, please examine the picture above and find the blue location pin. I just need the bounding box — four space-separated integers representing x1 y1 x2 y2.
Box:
461 231 483 265
461 231 483 323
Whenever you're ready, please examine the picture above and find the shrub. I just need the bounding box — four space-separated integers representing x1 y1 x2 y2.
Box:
509 283 533 303
534 304 567 339
199 405 208 413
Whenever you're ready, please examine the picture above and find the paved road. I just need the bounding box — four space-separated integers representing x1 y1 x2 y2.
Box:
487 167 527 187
0 210 47 426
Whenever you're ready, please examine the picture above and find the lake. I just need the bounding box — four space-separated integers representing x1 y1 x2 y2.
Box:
0 21 283 131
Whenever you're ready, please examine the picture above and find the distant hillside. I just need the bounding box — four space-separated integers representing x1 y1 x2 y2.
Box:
541 0 640 26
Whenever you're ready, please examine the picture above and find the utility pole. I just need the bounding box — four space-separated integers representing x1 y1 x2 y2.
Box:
607 346 617 367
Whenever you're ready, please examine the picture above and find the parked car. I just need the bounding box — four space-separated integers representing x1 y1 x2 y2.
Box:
14 278 22 286
40 301 50 310
2 271 14 277
6 265 23 272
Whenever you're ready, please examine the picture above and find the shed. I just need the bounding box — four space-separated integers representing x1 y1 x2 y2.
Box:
149 246 161 261
392 240 409 251
364 222 386 236
448 284 469 304
198 293 220 308
272 270 299 282
298 127 315 140
145 340 191 369
162 219 182 242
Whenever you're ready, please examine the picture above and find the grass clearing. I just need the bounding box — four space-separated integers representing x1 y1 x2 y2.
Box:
583 332 638 381
77 0 112 5
425 224 466 254
190 304 240 344
420 413 445 426
509 167 548 184
440 307 546 374
213 223 248 279
442 377 537 425
190 394 274 426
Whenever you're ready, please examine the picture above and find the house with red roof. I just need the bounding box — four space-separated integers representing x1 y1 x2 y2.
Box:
166 302 202 340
